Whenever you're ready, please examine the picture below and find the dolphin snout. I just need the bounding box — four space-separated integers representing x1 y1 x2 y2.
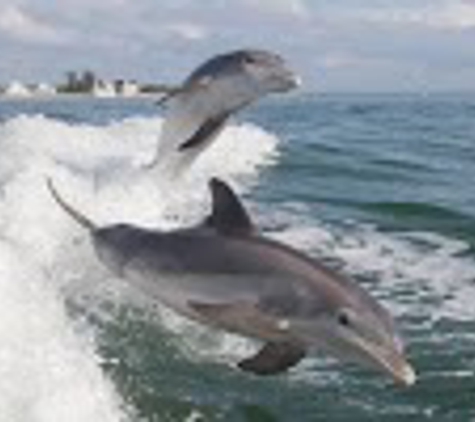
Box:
288 73 302 89
272 70 301 92
384 350 416 387
367 341 416 387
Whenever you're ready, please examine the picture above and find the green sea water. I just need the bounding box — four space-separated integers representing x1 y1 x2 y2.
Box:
0 93 474 421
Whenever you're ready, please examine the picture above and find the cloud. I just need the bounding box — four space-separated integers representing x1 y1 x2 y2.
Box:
332 0 475 30
0 5 66 45
164 22 209 41
242 0 310 19
427 0 475 29
320 52 361 70
0 0 474 91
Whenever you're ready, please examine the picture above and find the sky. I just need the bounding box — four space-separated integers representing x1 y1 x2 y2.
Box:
0 0 475 92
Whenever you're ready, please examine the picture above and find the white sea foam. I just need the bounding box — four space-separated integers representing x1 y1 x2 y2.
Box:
0 242 128 422
272 220 475 322
1 108 474 417
0 113 279 421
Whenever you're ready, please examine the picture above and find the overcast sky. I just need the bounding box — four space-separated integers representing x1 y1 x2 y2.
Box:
1 0 475 92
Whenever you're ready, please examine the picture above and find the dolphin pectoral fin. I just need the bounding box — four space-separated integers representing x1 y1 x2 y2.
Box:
178 113 229 151
188 301 305 375
238 341 306 376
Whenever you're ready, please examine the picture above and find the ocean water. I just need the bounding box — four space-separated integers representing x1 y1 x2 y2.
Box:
0 93 474 421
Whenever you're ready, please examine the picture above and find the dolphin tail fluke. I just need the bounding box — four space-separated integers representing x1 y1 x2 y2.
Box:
238 341 306 376
46 178 96 231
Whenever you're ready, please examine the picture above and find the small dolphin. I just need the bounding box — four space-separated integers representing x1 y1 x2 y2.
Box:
149 49 300 176
47 178 415 386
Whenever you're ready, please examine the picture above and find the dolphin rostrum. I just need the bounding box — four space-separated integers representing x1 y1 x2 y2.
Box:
47 178 415 386
149 49 300 176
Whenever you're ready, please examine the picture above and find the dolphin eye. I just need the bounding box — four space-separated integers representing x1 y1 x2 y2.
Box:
243 55 257 65
337 310 351 327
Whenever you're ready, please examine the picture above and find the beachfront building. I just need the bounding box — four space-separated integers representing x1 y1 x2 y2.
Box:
4 81 31 97
92 80 116 97
115 79 140 97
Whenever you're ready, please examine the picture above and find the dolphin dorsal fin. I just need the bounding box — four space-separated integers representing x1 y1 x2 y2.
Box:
205 178 255 236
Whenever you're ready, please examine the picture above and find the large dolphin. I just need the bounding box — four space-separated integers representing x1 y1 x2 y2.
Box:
149 49 300 177
47 178 415 386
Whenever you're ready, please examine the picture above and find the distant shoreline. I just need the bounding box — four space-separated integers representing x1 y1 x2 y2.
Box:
0 93 164 102
2 90 475 103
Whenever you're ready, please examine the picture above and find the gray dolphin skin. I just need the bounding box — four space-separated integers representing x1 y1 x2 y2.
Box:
149 49 300 176
47 178 415 386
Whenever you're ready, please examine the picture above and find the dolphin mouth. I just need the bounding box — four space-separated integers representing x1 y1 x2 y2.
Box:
287 74 302 91
287 74 302 89
357 338 416 387
272 72 301 92
377 350 416 387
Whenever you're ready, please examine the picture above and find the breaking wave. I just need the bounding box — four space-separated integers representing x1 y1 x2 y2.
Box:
0 113 278 421
1 105 474 420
